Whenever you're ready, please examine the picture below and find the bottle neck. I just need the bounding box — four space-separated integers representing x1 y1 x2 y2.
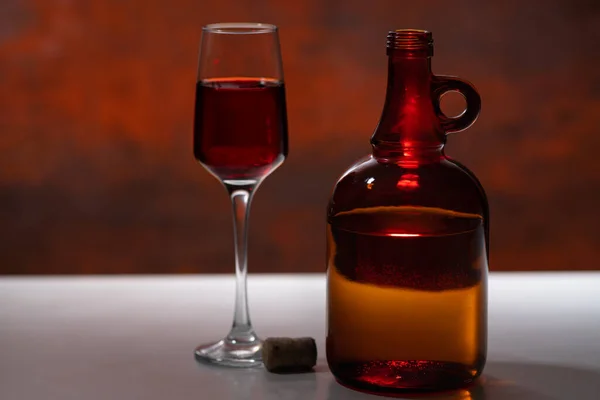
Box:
371 54 444 162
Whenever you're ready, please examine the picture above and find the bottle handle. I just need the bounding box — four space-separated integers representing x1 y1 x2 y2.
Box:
432 75 481 134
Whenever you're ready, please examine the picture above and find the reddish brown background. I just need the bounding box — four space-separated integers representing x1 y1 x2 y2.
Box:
1 0 599 274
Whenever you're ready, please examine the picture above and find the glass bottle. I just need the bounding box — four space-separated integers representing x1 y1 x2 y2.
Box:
326 30 488 393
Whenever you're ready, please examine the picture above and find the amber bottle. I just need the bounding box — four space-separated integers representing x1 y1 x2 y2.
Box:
326 30 488 393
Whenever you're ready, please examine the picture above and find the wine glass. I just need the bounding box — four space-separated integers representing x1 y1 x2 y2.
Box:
193 23 288 367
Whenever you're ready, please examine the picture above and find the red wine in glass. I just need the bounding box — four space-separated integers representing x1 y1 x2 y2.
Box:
194 77 288 181
192 23 287 368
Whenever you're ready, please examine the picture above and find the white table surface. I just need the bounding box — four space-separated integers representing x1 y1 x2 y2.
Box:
1 273 599 400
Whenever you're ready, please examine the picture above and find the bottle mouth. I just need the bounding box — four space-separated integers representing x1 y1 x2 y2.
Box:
387 29 433 56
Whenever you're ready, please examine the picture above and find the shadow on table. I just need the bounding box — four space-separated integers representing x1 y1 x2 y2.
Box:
194 359 322 398
327 362 600 400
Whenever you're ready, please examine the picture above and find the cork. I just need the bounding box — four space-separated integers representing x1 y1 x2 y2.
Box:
262 337 317 373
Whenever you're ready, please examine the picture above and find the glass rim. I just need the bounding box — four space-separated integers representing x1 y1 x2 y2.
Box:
202 23 278 35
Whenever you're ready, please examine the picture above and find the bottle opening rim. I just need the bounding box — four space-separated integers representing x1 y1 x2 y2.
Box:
387 29 433 55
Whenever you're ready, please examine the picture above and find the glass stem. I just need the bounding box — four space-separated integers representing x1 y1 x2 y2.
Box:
225 184 258 344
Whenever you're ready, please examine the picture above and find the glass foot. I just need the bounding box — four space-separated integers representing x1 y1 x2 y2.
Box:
195 336 263 368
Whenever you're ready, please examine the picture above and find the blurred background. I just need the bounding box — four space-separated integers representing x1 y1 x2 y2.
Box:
1 0 599 274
